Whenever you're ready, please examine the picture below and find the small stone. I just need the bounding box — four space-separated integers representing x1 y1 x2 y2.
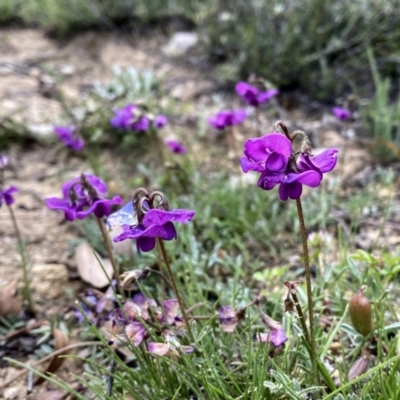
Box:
27 123 54 137
162 32 199 57
4 386 20 400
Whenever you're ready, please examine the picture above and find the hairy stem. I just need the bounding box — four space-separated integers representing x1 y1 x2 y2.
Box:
7 205 34 314
157 238 194 342
295 198 318 381
291 292 311 345
96 217 123 297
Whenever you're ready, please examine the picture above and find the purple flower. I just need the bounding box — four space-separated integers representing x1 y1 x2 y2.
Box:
208 109 247 130
0 186 18 207
54 126 85 151
110 104 149 131
235 82 278 107
113 208 195 252
332 107 351 121
166 140 187 154
218 306 239 333
241 133 338 201
154 115 168 128
45 174 122 221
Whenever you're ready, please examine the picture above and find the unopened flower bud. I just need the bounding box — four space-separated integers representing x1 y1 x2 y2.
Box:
349 288 373 336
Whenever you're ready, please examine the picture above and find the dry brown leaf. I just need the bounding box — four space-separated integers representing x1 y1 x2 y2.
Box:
75 241 113 288
0 280 22 316
28 390 67 400
35 328 70 385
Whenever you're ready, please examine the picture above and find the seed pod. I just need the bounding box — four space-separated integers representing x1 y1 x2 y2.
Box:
349 288 373 336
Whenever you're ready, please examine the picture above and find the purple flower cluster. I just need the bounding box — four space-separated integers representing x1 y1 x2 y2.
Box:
166 140 187 154
208 109 247 130
45 174 122 221
54 126 84 151
113 208 195 252
110 104 168 132
241 133 338 201
0 186 18 207
332 106 351 121
235 82 278 107
218 305 287 347
107 294 193 356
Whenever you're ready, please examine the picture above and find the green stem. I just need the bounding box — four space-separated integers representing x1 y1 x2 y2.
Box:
96 217 123 298
157 238 194 342
295 198 318 382
255 108 262 136
7 205 35 314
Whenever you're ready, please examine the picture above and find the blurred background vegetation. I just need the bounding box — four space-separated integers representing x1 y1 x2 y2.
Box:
1 0 399 100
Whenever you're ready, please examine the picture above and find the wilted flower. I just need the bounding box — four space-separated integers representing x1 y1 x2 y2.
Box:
113 208 195 252
218 306 239 332
241 133 338 201
108 321 147 348
161 299 185 331
348 354 370 381
154 115 168 128
208 109 247 130
54 126 84 151
332 106 351 121
121 293 157 323
45 173 122 221
148 334 194 357
110 104 149 131
166 140 187 154
257 313 288 347
0 186 18 207
235 82 278 107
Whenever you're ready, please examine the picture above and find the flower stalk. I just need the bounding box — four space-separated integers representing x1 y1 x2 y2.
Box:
157 238 194 342
96 217 123 297
295 197 318 381
7 204 35 314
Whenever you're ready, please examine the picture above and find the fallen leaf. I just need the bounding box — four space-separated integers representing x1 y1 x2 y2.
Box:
75 242 113 288
35 328 70 385
0 280 22 316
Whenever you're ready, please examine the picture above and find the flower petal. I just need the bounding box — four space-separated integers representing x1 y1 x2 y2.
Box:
148 342 170 356
279 181 303 200
286 170 322 187
136 237 156 252
310 149 338 173
268 327 288 347
240 157 264 173
163 299 179 324
143 209 195 226
244 133 292 163
257 89 279 103
265 152 288 172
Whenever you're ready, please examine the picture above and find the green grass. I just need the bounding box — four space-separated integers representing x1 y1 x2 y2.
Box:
3 51 400 400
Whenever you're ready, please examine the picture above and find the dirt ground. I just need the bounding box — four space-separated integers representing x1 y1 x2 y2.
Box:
0 27 397 399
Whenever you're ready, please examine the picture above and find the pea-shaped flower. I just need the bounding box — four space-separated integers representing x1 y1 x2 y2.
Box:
241 132 338 201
